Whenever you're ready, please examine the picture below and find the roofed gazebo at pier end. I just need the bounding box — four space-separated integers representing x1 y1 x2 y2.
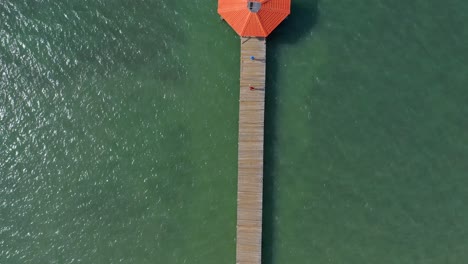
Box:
218 0 290 37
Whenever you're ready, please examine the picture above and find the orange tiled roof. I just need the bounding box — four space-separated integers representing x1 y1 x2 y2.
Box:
218 0 291 37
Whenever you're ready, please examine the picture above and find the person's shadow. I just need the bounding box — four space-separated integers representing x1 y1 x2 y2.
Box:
262 1 320 263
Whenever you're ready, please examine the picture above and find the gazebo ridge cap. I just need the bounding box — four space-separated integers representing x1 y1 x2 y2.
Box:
247 1 262 13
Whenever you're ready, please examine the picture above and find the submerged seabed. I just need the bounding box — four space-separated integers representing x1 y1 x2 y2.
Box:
1 0 468 263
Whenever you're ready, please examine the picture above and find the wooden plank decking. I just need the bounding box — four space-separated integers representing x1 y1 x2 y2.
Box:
236 37 266 264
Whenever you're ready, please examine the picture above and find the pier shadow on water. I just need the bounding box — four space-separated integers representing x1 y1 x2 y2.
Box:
262 1 319 264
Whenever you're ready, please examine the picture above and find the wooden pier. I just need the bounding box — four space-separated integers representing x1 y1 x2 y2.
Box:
236 37 266 264
218 2 290 262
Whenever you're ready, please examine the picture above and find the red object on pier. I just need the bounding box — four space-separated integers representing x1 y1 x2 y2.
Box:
218 0 291 37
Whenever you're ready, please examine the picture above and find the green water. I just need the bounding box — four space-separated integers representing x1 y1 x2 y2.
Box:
1 0 468 263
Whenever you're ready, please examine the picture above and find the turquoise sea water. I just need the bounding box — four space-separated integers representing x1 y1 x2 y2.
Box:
1 0 468 263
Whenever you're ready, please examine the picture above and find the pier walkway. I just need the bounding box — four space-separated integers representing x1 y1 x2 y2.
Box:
236 37 266 264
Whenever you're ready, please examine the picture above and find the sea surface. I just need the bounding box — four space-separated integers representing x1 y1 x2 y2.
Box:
1 0 468 263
